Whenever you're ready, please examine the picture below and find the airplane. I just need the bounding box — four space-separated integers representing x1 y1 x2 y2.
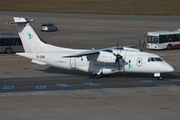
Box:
7 17 174 80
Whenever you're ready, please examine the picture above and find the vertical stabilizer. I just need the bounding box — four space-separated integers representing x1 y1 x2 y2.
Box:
14 17 45 52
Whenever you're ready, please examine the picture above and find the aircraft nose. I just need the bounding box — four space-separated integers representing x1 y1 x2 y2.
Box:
168 65 174 72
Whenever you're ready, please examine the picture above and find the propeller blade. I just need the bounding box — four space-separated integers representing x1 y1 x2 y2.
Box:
142 40 146 51
117 59 120 70
139 40 146 51
117 43 118 54
113 43 124 70
139 40 141 51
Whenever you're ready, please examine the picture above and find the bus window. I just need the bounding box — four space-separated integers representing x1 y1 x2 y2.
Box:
148 36 159 43
160 34 180 42
172 34 180 42
147 36 152 43
176 34 180 41
0 34 24 53
0 39 2 45
17 38 22 45
159 35 168 43
153 37 158 43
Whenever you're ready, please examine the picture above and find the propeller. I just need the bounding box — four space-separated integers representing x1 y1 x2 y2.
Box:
122 53 127 74
139 40 146 51
113 43 123 70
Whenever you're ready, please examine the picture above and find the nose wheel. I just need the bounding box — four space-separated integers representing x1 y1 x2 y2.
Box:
154 73 163 80
157 76 163 80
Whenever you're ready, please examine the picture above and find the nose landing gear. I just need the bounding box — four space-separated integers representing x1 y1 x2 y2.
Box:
157 76 163 80
154 73 163 80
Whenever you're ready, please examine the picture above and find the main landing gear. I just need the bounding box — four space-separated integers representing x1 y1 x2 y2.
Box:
92 70 103 79
93 73 103 79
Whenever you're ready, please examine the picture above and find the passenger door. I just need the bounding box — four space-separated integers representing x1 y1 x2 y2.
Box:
70 57 76 69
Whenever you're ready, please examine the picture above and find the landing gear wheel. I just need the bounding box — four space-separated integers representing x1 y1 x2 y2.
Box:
94 74 100 79
157 76 163 80
93 73 103 79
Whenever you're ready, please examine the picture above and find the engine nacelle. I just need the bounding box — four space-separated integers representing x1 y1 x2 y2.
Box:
123 47 140 51
101 68 118 74
97 51 116 63
86 51 116 63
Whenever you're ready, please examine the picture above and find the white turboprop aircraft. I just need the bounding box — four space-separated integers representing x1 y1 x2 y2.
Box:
8 17 174 80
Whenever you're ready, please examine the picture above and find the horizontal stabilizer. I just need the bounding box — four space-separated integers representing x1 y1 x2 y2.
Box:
16 53 47 65
16 53 33 59
6 17 34 24
31 60 47 65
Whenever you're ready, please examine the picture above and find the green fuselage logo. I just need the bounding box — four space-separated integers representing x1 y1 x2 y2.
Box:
27 33 33 39
128 63 133 69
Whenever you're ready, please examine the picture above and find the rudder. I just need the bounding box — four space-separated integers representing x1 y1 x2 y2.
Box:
14 17 45 52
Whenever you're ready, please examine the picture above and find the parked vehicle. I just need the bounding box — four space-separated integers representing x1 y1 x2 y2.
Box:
147 30 180 50
0 33 24 53
41 23 58 32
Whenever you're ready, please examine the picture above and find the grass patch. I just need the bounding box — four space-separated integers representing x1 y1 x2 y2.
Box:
0 0 180 15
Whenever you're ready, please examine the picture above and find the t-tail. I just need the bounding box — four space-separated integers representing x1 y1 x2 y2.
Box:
10 17 71 53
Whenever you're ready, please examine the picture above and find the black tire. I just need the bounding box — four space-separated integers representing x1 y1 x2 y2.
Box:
167 44 172 50
157 76 163 80
6 48 12 54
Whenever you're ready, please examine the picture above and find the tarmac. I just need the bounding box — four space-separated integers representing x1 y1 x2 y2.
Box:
0 12 180 120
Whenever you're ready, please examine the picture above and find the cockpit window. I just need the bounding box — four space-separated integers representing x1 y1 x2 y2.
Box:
148 57 163 62
148 57 155 62
155 57 163 61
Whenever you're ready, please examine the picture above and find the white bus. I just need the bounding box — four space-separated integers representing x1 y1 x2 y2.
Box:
147 30 180 50
0 33 24 53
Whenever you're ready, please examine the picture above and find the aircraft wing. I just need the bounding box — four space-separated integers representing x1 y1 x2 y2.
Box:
62 45 137 58
62 46 123 58
62 50 100 58
63 49 113 62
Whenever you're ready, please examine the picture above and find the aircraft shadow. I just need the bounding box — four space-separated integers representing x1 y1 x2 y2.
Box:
109 72 179 79
35 66 179 79
35 66 90 76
